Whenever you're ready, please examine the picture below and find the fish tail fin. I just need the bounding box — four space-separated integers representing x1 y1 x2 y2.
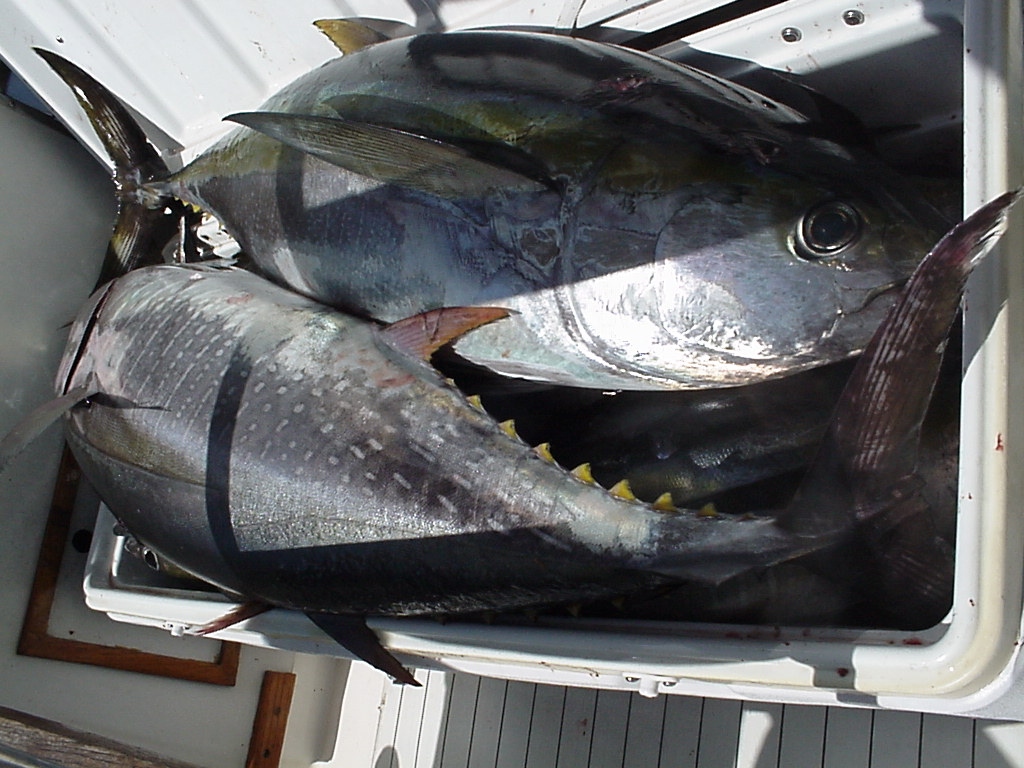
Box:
780 189 1022 538
34 48 186 281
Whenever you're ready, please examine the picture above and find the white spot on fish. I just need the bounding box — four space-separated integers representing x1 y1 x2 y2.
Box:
367 438 383 452
292 371 304 382
311 387 323 397
452 474 473 491
328 455 340 466
276 419 290 432
288 440 297 449
392 472 412 490
254 381 266 393
304 450 314 462
437 494 459 516
365 471 377 481
262 403 272 413
293 403 305 414
350 445 365 460
276 385 288 395
321 423 335 434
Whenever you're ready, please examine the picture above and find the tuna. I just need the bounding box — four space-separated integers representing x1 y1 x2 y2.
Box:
0 189 1009 683
35 30 946 390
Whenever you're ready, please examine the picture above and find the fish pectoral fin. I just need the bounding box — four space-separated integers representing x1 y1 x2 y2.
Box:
313 18 417 54
190 601 273 635
306 612 420 686
380 306 511 359
0 385 97 475
779 188 1023 538
224 112 550 197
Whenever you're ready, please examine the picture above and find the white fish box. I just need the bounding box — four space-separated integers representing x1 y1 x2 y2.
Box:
4 0 1023 717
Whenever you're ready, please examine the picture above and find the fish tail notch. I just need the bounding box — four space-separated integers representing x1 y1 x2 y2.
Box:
34 48 183 280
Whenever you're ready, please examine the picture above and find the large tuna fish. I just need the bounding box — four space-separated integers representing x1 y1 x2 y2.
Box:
36 28 945 390
1 191 1012 684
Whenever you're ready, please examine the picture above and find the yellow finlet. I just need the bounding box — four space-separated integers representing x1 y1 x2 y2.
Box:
467 394 485 411
571 463 595 484
698 502 719 517
566 603 582 618
314 19 388 55
609 479 636 501
533 442 555 463
652 492 676 512
499 419 519 439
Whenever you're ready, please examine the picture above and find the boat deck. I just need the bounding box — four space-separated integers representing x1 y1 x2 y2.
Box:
326 664 1024 768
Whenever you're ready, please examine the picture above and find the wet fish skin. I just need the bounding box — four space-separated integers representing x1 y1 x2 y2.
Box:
57 263 809 620
37 33 945 390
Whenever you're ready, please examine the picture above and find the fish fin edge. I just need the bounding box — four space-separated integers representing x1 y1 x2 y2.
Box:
224 111 550 197
313 18 416 54
380 306 511 359
306 612 420 686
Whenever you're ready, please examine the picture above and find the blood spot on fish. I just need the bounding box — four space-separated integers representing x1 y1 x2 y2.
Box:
902 637 923 646
598 75 650 94
996 433 1005 451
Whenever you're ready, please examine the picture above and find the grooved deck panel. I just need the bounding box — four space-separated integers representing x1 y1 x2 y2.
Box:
332 668 1024 768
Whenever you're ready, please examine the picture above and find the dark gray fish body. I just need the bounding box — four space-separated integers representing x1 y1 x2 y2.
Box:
159 30 943 390
57 264 809 617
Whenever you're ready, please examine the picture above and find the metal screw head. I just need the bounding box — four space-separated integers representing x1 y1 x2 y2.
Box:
780 26 802 43
843 9 865 25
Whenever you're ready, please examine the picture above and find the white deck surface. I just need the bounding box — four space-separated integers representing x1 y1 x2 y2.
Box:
328 665 1024 768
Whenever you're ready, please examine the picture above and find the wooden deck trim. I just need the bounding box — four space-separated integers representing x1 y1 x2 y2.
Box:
245 671 297 768
17 446 240 686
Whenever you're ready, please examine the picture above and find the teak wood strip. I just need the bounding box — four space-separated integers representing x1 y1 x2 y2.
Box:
18 445 240 686
0 704 201 768
245 671 297 768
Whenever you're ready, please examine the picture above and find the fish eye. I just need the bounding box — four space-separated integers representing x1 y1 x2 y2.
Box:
795 201 862 259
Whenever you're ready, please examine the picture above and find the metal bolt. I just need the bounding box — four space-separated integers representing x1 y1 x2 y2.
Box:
780 27 803 43
843 9 865 25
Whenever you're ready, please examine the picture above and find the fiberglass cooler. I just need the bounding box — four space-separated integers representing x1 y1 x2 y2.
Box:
2 0 1023 717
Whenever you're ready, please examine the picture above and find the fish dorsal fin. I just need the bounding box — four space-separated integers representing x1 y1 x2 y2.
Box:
380 307 510 359
313 18 416 54
0 385 97 475
224 112 550 198
780 189 1021 536
306 612 420 686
